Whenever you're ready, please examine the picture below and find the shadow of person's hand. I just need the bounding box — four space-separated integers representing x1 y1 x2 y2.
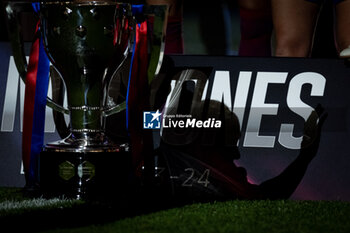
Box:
258 105 327 199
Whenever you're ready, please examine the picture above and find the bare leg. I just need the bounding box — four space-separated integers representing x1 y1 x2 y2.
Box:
238 0 269 10
146 0 184 54
146 0 182 17
335 0 350 57
271 0 320 57
238 0 273 57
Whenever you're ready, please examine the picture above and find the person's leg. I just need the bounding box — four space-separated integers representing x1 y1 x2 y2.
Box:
238 0 273 57
146 0 184 54
146 0 182 17
271 0 320 57
335 0 350 57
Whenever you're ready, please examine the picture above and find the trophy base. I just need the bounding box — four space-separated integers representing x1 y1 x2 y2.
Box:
39 144 133 202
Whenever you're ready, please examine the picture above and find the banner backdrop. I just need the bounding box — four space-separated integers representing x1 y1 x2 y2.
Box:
1 43 350 200
153 55 350 201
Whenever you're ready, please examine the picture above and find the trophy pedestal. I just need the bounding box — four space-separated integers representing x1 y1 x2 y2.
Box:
39 145 132 202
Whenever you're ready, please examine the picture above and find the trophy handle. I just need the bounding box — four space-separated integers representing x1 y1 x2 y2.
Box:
102 9 136 118
4 2 29 82
103 4 169 118
50 67 71 138
103 101 127 117
144 5 168 84
4 2 70 116
103 62 128 118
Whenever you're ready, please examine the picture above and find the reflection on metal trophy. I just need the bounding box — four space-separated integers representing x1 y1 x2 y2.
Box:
4 0 136 200
40 1 131 150
39 1 134 199
4 0 169 201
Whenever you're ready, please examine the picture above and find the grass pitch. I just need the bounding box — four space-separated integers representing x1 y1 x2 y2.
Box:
1 187 349 233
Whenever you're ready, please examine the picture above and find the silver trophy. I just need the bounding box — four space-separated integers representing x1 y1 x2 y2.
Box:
4 0 168 200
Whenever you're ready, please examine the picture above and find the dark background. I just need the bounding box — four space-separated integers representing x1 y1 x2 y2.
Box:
0 1 339 57
0 1 348 201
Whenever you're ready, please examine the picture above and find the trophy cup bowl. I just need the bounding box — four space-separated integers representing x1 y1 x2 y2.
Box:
38 1 135 200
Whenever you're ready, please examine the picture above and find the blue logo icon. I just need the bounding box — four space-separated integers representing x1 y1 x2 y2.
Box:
143 110 162 129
